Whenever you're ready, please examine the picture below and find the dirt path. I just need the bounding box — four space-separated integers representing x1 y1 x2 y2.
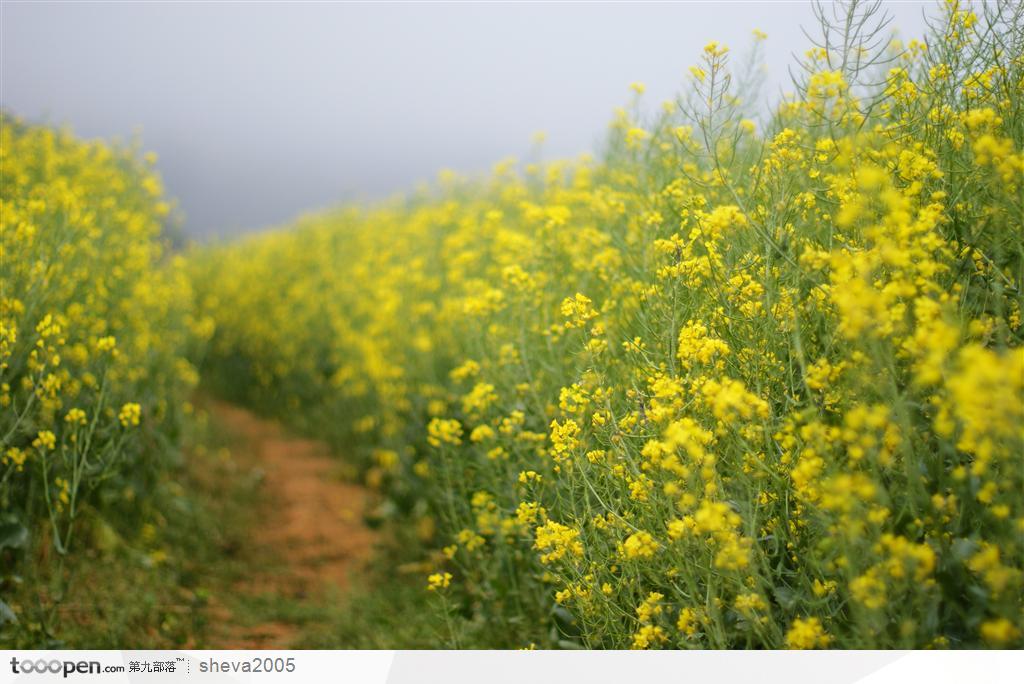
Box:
202 400 377 648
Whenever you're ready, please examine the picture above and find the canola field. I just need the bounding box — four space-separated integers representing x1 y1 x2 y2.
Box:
0 115 211 639
3 0 1024 649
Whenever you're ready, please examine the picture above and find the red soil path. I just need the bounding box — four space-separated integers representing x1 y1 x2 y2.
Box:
203 400 376 648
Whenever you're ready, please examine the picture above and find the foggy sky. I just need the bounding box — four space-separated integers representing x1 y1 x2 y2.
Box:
1 1 932 239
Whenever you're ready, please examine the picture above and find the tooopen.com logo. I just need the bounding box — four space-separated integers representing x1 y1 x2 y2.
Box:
10 657 126 678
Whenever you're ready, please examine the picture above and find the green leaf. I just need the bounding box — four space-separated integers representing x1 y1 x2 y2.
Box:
0 521 29 551
0 598 17 626
773 585 799 610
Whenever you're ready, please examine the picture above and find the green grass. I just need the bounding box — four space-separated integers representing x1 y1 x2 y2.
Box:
1 409 257 648
1 402 453 649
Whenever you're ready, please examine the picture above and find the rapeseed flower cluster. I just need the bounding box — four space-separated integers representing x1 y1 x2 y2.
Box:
1 115 207 633
192 1 1023 648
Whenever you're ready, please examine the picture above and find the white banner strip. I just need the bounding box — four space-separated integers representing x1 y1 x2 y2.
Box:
1 650 1022 684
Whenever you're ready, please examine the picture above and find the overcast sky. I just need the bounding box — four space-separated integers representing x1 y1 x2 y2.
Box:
1 1 932 239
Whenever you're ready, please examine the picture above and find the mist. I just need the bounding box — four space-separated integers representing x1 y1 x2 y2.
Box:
1 1 932 239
